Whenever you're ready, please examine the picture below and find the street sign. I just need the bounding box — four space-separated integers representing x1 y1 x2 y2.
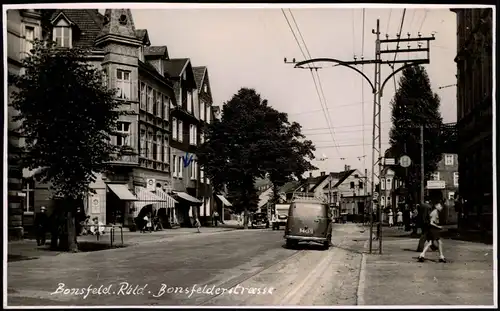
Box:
426 180 445 189
384 158 396 165
399 155 412 168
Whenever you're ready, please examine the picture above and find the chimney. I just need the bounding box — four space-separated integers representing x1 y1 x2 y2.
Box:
345 165 351 171
309 172 313 178
320 171 325 176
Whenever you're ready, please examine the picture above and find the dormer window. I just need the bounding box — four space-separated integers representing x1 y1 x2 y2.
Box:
53 18 72 48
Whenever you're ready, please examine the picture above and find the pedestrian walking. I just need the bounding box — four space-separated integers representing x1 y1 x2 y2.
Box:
34 206 49 246
396 209 403 228
213 210 219 227
418 201 447 263
146 212 152 233
388 209 394 227
195 217 201 233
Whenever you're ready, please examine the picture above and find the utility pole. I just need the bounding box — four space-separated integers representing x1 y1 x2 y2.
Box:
420 125 425 204
284 19 436 255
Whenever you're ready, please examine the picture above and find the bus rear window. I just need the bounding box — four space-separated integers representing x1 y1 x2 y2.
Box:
290 203 327 218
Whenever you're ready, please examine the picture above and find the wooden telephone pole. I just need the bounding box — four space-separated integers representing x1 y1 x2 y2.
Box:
285 19 436 254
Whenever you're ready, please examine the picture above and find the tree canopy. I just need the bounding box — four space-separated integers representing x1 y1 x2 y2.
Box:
388 65 443 203
9 40 126 200
197 88 316 215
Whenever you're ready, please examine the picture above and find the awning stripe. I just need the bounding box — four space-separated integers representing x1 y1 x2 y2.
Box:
107 184 138 201
134 186 168 211
217 194 232 206
152 189 178 209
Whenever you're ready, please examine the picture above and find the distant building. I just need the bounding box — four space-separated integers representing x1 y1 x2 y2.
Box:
450 8 493 232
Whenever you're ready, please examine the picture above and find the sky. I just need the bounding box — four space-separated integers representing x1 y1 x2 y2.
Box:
113 5 458 176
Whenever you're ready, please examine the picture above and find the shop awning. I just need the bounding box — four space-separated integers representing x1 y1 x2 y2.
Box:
107 184 138 201
153 189 178 209
134 186 168 211
173 191 202 204
217 194 232 207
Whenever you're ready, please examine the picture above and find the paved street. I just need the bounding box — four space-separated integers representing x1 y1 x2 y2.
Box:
7 224 367 307
7 223 495 307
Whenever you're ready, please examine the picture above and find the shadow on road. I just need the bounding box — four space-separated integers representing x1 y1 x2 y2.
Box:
8 254 39 263
280 242 327 251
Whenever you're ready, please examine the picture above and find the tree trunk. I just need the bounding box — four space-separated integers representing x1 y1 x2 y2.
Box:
67 208 78 252
56 198 79 252
243 207 249 230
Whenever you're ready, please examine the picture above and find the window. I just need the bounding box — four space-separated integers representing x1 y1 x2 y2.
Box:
172 155 177 177
116 69 131 99
201 168 204 183
172 118 178 140
115 122 130 146
189 124 197 145
25 26 34 54
152 131 158 161
445 154 454 166
140 127 146 157
147 130 153 160
147 86 153 113
191 160 197 180
350 181 355 189
200 101 205 121
453 172 459 186
103 69 108 88
156 92 162 117
152 90 157 115
204 84 208 93
140 82 146 110
380 196 385 206
381 179 385 190
207 109 211 124
386 178 392 191
170 97 175 109
200 132 205 144
431 172 440 181
163 135 169 164
354 174 359 178
178 156 183 178
206 177 210 185
156 132 162 162
359 181 363 189
164 96 169 120
53 25 71 48
187 92 192 113
178 121 183 142
448 191 455 200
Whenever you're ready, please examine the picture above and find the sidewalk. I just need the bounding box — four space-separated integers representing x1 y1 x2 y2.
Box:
8 225 237 262
358 236 494 306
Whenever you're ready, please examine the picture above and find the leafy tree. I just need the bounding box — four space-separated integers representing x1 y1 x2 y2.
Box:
197 88 316 228
9 40 126 251
389 65 443 204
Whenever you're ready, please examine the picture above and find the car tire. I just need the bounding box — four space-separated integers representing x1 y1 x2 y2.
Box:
323 241 330 250
286 239 296 249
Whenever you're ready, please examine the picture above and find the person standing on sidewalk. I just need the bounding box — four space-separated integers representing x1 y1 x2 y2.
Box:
396 209 403 229
34 206 49 246
195 217 201 233
418 201 446 263
388 209 394 227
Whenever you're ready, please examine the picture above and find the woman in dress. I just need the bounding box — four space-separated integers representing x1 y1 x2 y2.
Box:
397 209 404 229
388 209 394 227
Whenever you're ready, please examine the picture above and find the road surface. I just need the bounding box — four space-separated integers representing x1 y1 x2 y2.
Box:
7 224 367 306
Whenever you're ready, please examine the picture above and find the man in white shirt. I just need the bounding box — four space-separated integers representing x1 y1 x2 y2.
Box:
418 201 446 263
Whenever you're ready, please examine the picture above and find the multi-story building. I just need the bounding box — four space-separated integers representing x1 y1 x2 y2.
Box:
450 8 493 232
9 9 181 230
165 57 205 227
7 9 43 240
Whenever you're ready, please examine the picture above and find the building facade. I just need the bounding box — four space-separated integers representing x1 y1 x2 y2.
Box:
7 9 43 240
451 8 493 232
8 9 182 231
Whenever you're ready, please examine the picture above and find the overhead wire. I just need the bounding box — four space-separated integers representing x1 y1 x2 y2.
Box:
390 9 407 92
285 9 342 158
419 9 428 32
360 8 366 173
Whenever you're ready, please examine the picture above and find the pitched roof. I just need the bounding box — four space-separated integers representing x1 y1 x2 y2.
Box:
50 9 105 49
163 58 189 77
333 169 357 187
144 46 168 58
279 181 301 193
135 29 151 45
193 66 207 90
309 175 330 192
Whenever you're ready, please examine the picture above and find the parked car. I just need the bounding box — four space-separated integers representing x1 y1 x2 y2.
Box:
251 212 270 229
